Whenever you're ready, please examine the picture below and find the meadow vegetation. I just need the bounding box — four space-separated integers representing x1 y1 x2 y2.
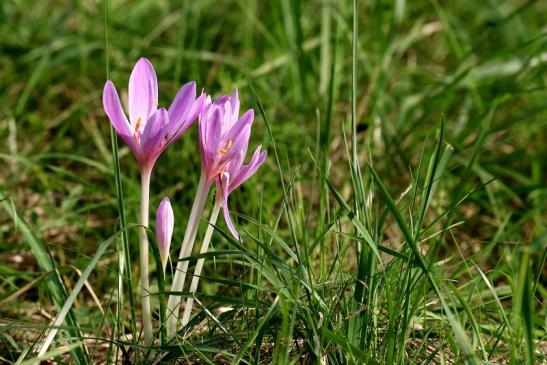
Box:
0 0 545 363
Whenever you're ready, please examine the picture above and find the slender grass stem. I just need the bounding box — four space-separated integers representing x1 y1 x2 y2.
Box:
181 201 221 326
166 172 212 338
139 169 153 345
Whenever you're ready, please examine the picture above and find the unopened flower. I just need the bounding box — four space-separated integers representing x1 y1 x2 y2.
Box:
103 58 205 172
155 197 174 272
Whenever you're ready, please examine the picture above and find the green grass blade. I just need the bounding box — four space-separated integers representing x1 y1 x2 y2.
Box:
0 192 89 364
103 0 137 340
233 296 279 364
367 165 477 363
36 229 121 357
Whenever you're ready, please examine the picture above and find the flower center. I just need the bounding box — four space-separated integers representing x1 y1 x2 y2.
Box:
220 139 233 154
133 117 142 144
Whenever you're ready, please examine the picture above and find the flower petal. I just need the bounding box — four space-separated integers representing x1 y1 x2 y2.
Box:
214 95 229 106
220 109 254 163
229 146 267 193
221 100 233 135
128 58 158 126
200 108 222 161
230 89 240 124
168 81 196 128
103 80 140 158
226 150 246 176
171 90 205 141
103 81 132 137
219 173 240 239
142 108 169 167
184 92 206 129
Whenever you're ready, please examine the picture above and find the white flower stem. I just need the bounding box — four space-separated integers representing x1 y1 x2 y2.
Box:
166 172 211 338
140 169 153 345
181 201 221 326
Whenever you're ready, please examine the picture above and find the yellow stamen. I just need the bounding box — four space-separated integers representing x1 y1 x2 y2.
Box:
220 139 233 154
133 117 142 144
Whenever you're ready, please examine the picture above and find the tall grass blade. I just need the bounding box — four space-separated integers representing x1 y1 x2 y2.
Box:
103 0 137 341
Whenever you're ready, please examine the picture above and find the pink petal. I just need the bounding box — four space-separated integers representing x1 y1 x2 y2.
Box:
141 108 169 167
229 146 267 193
227 150 246 175
103 81 132 137
219 173 240 240
202 108 223 159
128 58 158 126
214 95 229 106
172 90 205 140
168 81 196 128
184 92 206 129
230 89 240 124
219 109 254 164
221 101 233 135
103 81 140 157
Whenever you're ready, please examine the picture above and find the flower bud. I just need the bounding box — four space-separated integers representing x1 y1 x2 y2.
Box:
155 197 174 272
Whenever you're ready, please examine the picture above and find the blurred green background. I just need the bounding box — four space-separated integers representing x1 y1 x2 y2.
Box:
1 0 544 247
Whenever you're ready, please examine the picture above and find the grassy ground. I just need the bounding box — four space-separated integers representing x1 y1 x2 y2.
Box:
0 0 546 363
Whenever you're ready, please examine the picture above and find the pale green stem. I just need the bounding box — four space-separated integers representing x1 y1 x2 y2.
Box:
181 201 221 326
166 172 212 338
117 244 124 344
140 170 153 345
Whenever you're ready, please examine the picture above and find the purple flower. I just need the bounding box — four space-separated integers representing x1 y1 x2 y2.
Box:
155 197 174 271
198 89 255 182
103 58 205 172
198 89 266 238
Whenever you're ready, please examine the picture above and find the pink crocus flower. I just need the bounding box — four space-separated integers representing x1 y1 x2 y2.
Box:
167 89 266 336
103 57 205 173
198 89 267 238
155 197 174 272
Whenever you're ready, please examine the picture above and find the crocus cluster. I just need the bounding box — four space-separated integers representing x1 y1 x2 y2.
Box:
102 58 266 343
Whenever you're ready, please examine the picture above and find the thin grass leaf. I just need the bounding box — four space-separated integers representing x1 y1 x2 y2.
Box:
368 165 477 363
0 192 89 364
36 226 125 357
103 0 137 341
233 296 279 364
